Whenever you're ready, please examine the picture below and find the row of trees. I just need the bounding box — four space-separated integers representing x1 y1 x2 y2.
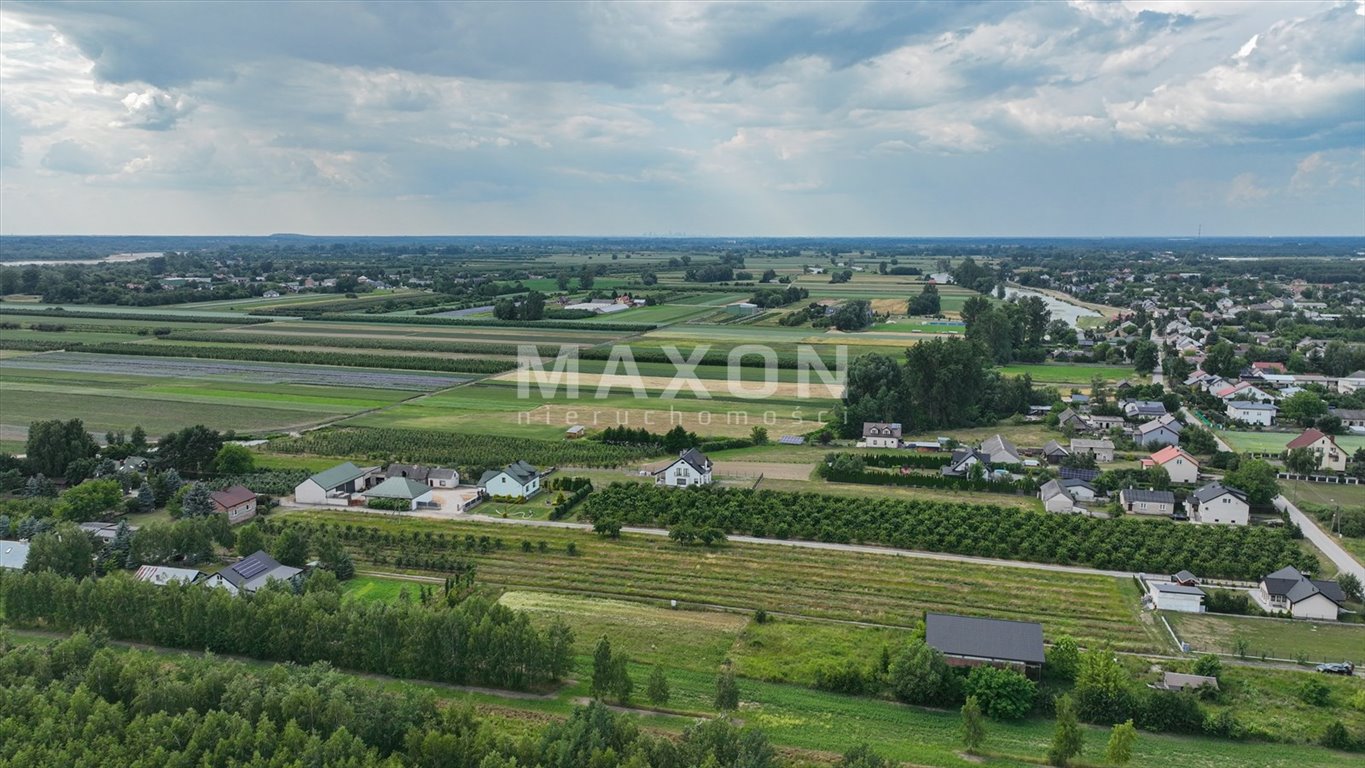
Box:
0 570 571 690
579 484 1314 580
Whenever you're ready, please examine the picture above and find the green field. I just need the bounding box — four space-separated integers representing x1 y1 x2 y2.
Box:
998 363 1139 389
1166 612 1365 664
285 510 1160 653
1221 430 1365 454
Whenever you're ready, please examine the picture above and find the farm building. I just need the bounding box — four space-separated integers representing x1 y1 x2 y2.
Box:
565 425 586 439
1122 400 1168 421
654 448 714 488
1258 566 1346 621
1042 440 1070 464
1089 415 1126 431
1185 483 1250 526
1225 400 1277 426
1152 672 1219 693
385 463 459 488
979 434 1021 465
364 477 435 511
1069 438 1114 463
1144 445 1199 484
1285 428 1347 472
480 461 541 499
294 462 381 505
1148 582 1205 613
210 484 258 524
1039 480 1077 513
0 540 29 570
1055 408 1085 430
925 613 1045 679
861 422 902 449
134 565 204 587
204 551 302 596
1120 489 1176 517
725 302 761 316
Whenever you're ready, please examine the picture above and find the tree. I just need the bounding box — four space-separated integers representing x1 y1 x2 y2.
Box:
1192 654 1223 679
235 523 265 555
1225 459 1279 505
835 353 909 438
26 418 99 478
1074 646 1134 723
1338 572 1363 603
179 482 216 518
591 636 615 698
213 444 255 475
578 265 595 289
839 744 890 768
556 272 571 291
1284 447 1318 475
1046 635 1081 682
314 529 356 580
829 299 873 331
156 425 224 474
1105 719 1137 766
108 520 133 570
750 426 769 446
1132 342 1158 375
609 655 633 704
24 524 94 578
1180 426 1218 455
960 695 986 753
1203 342 1241 378
1280 391 1328 428
1048 695 1084 767
135 481 155 512
24 474 56 498
647 665 670 706
57 479 123 522
715 667 740 710
152 469 183 506
272 527 309 567
963 665 1035 720
129 425 148 451
889 639 954 705
907 284 941 316
662 425 697 453
1048 319 1077 347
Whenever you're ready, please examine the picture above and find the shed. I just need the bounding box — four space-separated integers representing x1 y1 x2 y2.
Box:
924 613 1045 679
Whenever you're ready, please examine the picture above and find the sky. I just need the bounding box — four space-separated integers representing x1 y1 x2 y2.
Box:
0 0 1362 237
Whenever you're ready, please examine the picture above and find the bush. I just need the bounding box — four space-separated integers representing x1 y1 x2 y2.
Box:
963 665 1036 720
814 661 872 695
1299 677 1331 707
367 497 411 512
1136 690 1205 735
889 640 957 706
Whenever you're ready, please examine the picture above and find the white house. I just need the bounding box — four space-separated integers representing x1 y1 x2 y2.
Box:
1134 417 1181 448
1149 582 1205 613
386 463 459 488
479 460 541 499
1144 445 1200 484
1186 483 1250 526
1061 478 1098 502
1069 438 1114 463
364 477 435 511
1340 370 1365 395
1285 428 1348 473
1226 400 1277 426
294 462 380 505
1039 480 1079 513
1215 382 1276 403
1258 566 1346 621
979 434 1021 465
861 422 902 449
654 448 714 488
1120 489 1176 516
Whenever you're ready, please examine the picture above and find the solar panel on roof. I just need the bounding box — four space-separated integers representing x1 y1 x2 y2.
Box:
1059 466 1100 482
234 558 270 579
778 435 805 445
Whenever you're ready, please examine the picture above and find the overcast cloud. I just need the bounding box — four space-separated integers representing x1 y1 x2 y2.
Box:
1 0 1362 236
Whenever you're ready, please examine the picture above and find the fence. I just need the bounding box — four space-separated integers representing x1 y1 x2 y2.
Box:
1276 472 1360 485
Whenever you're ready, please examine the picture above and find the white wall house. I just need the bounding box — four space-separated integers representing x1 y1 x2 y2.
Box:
1226 401 1277 426
861 422 902 449
1146 446 1199 484
1259 567 1345 621
1285 429 1348 472
1186 483 1250 526
1120 489 1176 516
654 449 713 487
294 462 378 506
479 460 540 499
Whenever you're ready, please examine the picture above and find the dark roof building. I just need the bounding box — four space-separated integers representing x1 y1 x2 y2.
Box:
925 612 1045 678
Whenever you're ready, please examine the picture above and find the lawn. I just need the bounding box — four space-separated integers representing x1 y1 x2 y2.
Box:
284 510 1160 653
341 575 416 602
1221 430 1365 454
1165 612 1365 664
997 363 1139 389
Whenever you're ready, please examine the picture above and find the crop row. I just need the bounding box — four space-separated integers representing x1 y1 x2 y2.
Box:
164 330 546 357
320 313 659 332
282 514 1156 652
579 484 1315 581
0 307 268 324
268 426 664 469
72 341 518 374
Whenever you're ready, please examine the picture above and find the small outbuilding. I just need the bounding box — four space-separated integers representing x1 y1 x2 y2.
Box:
925 612 1046 679
364 477 435 511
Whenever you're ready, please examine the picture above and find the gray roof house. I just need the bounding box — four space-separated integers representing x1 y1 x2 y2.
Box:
925 612 1046 678
479 460 539 487
0 540 30 570
1259 566 1346 620
979 434 1021 465
204 550 302 596
135 565 204 586
941 448 988 477
386 463 431 483
1042 440 1070 463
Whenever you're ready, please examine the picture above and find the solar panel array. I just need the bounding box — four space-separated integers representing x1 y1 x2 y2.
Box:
1058 466 1101 482
234 557 270 580
778 435 806 445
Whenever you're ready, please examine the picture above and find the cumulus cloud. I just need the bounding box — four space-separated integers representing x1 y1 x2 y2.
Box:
114 88 194 130
40 139 109 175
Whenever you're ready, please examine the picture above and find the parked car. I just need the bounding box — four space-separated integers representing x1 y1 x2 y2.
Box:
1315 662 1355 675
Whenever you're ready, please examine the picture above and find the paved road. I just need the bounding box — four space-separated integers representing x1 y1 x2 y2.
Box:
459 513 1140 579
1277 495 1365 582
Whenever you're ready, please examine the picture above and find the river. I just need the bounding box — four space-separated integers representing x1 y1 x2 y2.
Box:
0 251 163 266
